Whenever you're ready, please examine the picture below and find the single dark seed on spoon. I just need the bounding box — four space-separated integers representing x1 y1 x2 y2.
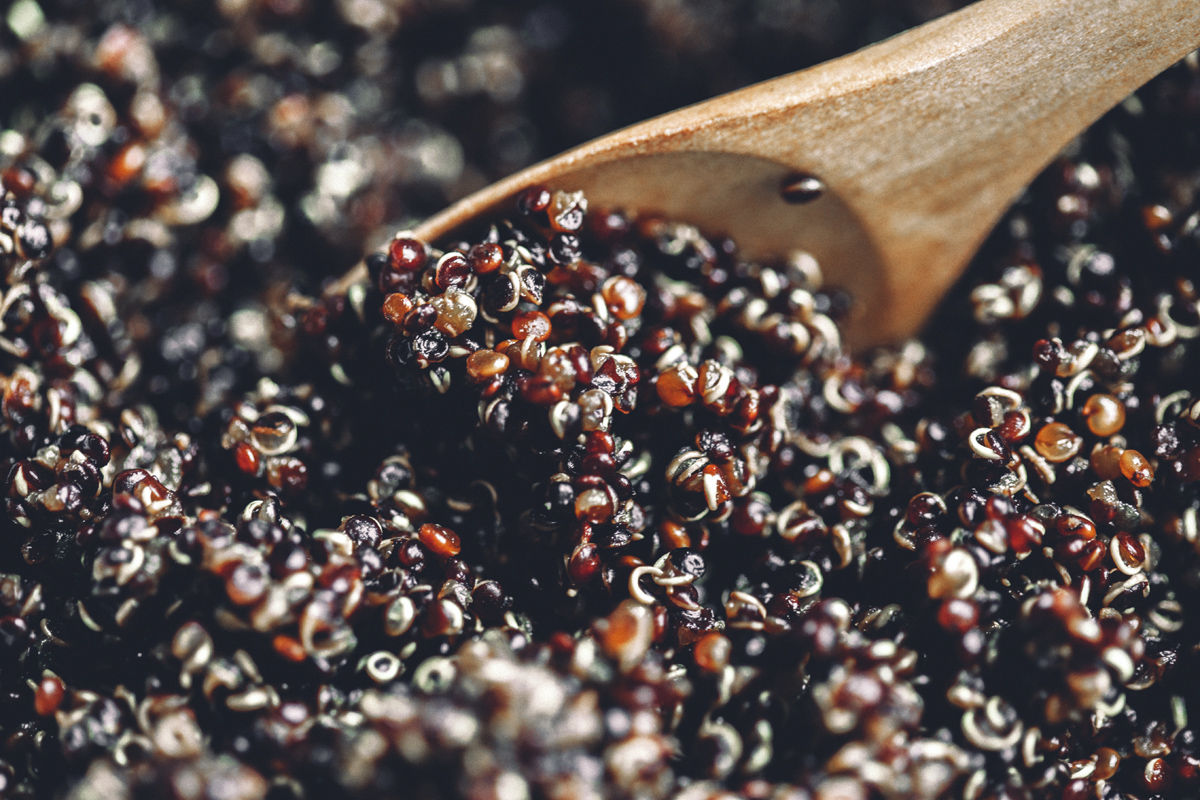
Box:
780 173 825 204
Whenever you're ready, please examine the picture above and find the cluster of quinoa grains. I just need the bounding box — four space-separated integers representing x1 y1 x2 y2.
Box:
3 1 1200 799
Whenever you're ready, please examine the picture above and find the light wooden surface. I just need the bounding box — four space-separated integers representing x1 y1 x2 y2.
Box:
337 0 1200 348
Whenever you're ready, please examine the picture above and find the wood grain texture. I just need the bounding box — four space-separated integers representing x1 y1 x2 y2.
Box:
333 0 1200 347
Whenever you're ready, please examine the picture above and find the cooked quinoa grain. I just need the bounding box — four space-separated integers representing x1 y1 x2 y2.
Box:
0 3 1199 800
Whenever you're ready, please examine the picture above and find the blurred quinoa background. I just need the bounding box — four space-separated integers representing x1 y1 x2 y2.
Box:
1 1 1200 799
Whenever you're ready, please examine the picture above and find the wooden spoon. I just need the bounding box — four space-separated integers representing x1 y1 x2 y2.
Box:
334 0 1200 348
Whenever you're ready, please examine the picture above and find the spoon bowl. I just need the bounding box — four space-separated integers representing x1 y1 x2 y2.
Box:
335 0 1200 347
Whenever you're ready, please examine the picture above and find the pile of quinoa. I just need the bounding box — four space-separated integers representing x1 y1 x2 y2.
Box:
1 2 1199 799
